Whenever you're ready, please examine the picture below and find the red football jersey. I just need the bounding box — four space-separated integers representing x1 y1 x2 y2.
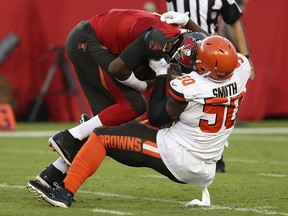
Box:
90 9 185 55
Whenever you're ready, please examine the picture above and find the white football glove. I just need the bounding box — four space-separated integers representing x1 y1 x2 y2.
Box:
149 58 169 76
160 11 190 26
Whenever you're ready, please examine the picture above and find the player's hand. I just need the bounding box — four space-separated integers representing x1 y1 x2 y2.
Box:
149 58 169 76
160 11 190 26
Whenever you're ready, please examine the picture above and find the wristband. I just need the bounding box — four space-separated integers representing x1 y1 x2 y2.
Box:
117 72 147 92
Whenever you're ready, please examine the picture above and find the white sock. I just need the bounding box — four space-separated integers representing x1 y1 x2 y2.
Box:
52 157 69 174
68 115 103 140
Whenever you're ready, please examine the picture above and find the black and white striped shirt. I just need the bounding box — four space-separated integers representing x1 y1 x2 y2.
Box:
166 0 242 35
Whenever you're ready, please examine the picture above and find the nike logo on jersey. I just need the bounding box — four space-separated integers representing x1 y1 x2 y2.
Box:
212 82 237 97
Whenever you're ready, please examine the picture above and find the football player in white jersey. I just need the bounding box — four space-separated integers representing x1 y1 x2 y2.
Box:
161 5 254 172
27 35 251 208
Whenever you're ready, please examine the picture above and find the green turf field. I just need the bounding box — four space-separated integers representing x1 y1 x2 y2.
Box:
0 120 287 216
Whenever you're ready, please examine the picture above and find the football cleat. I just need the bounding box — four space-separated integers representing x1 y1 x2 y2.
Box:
35 164 77 202
35 164 66 188
27 180 73 208
48 130 83 165
216 157 225 173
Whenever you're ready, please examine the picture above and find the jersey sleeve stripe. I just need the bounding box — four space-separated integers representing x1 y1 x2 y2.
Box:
143 141 160 158
99 66 108 90
168 87 186 102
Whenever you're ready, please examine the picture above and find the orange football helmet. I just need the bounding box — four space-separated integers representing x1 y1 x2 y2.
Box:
193 36 238 81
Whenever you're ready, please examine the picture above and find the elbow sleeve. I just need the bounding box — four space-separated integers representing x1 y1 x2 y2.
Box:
148 97 173 127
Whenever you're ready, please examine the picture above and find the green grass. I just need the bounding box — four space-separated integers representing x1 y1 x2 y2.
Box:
0 121 288 215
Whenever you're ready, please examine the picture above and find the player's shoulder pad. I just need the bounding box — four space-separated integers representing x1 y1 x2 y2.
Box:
144 28 166 50
236 53 251 78
145 28 178 53
168 74 196 102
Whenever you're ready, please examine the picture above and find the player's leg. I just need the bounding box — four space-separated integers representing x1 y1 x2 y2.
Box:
34 115 90 190
216 155 225 172
27 127 107 207
35 159 67 188
33 22 112 186
48 21 147 165
49 68 147 164
35 21 147 186
96 122 183 183
27 122 182 207
35 74 147 188
61 122 183 196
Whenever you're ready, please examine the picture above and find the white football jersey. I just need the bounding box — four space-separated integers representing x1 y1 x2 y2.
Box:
157 54 251 184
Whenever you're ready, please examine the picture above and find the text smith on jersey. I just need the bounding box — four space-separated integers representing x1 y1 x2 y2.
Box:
212 82 237 97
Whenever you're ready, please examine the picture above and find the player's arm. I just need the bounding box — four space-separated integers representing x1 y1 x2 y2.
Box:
108 29 152 88
229 21 255 79
108 28 167 91
229 21 249 57
221 0 254 79
108 57 131 80
108 57 148 91
160 11 209 36
166 95 187 119
220 0 246 54
148 76 187 127
184 20 209 36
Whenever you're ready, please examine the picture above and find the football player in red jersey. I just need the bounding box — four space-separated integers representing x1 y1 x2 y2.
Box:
29 9 208 192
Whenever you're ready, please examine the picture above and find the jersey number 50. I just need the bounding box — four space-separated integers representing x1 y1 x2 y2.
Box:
199 92 245 133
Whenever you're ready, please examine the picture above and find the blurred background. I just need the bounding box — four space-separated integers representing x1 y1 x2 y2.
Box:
0 0 287 123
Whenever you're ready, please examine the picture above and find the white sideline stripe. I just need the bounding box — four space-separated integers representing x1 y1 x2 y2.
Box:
143 174 167 179
1 149 287 169
233 127 288 134
0 149 54 155
2 146 287 166
226 158 288 165
189 206 288 216
144 172 288 179
259 173 287 178
1 183 288 215
0 127 288 137
231 136 287 142
93 208 133 215
0 131 57 137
